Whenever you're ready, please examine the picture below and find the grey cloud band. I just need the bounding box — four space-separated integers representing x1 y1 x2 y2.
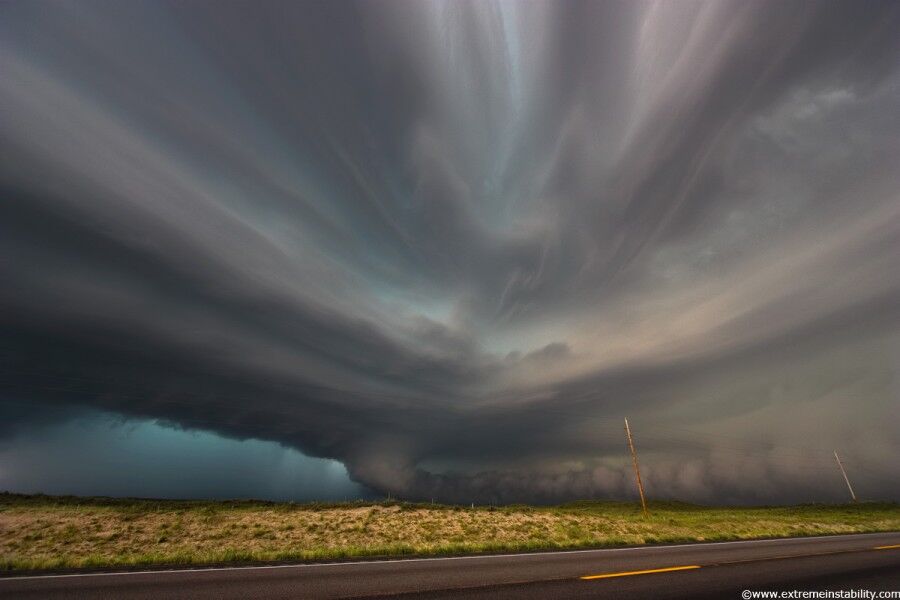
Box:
1 0 898 503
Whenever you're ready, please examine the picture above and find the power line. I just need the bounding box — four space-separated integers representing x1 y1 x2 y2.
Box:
0 370 889 475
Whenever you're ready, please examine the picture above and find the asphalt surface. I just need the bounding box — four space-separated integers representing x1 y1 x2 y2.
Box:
2 532 898 599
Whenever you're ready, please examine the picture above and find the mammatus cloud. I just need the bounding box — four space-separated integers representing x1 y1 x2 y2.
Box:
1 0 898 503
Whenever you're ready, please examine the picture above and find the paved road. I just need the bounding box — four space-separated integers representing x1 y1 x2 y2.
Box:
2 532 898 599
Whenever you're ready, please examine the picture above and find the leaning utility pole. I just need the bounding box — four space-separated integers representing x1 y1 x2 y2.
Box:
624 418 648 515
833 450 857 503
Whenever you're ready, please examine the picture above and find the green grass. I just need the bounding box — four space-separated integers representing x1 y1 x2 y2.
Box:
2 492 898 572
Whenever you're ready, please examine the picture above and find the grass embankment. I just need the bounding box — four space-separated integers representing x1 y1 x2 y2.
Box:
2 492 898 571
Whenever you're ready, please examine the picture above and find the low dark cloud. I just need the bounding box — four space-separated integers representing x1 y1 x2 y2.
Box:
0 409 369 501
1 0 898 503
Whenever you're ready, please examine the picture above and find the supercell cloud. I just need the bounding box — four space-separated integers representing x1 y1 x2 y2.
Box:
1 0 899 503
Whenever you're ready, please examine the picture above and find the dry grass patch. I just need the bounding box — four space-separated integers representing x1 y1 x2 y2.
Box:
2 493 898 571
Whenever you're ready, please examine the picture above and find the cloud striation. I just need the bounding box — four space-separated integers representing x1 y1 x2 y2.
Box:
1 0 899 503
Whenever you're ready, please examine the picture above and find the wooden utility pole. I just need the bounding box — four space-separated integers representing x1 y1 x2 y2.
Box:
833 450 857 503
624 418 648 515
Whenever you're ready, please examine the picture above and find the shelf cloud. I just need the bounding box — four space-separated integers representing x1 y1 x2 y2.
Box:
1 0 898 503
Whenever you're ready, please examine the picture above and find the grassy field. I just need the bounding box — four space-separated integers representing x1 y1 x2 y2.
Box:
2 492 898 571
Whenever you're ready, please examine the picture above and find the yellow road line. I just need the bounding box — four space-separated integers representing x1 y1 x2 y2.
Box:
581 565 701 580
580 543 899 581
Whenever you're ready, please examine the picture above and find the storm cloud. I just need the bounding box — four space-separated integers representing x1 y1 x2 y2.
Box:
1 0 898 504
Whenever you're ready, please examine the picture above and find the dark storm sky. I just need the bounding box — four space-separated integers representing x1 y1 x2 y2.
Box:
1 0 898 504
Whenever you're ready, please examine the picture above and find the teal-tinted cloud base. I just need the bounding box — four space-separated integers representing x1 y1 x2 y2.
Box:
0 413 371 502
